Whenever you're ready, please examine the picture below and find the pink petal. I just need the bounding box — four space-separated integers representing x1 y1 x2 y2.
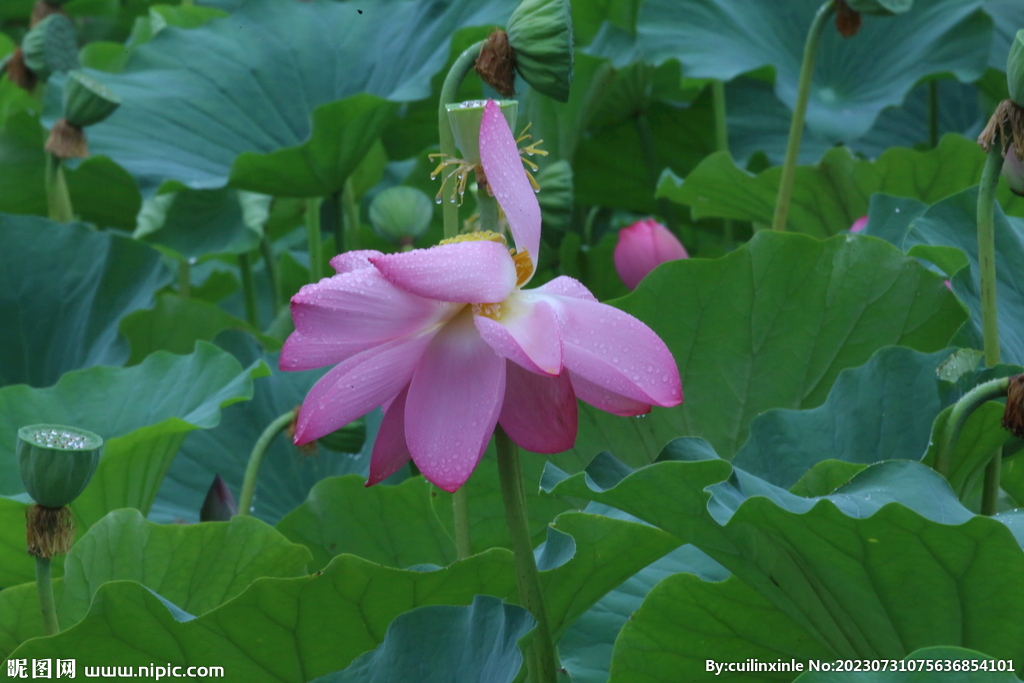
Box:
569 371 651 417
614 219 688 290
405 310 506 492
500 364 577 453
850 216 868 233
533 276 597 302
548 296 682 407
370 241 516 304
479 99 541 276
294 333 433 444
330 250 384 274
474 295 562 375
367 384 412 486
286 267 452 367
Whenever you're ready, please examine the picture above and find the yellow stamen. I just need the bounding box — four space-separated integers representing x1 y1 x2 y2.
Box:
512 249 532 286
428 153 479 205
473 302 504 320
440 230 507 246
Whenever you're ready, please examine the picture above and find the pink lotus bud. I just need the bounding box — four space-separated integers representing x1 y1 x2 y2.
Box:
1003 145 1024 197
850 216 868 233
613 219 688 290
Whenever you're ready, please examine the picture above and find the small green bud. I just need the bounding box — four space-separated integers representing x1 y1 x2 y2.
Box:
844 0 912 14
369 187 433 245
446 99 518 164
21 14 78 82
17 424 102 508
317 417 367 453
63 70 120 128
506 0 573 102
536 159 573 232
1009 30 1024 108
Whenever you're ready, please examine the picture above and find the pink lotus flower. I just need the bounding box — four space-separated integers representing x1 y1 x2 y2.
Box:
281 100 682 492
850 216 868 233
613 219 688 290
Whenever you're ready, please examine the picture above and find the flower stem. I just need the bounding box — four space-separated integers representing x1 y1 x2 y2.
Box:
178 257 191 298
306 197 324 283
439 40 485 240
933 377 1009 479
35 556 59 636
342 178 361 251
238 252 259 329
45 152 73 223
478 192 499 232
495 427 557 683
771 0 836 232
978 140 1005 514
260 235 280 314
452 487 472 559
712 80 734 247
928 80 939 148
237 409 296 517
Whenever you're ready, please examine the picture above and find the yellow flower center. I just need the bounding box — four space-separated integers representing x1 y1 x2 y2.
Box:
439 231 506 246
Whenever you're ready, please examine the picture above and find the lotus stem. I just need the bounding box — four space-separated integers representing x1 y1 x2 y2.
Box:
496 427 557 683
478 192 499 233
439 40 485 240
36 556 59 636
342 178 361 251
178 257 191 298
237 409 296 517
329 189 344 254
44 152 73 223
712 80 734 246
771 0 836 232
933 377 1009 480
260 235 280 314
929 80 939 148
306 197 324 283
453 487 472 559
238 252 259 329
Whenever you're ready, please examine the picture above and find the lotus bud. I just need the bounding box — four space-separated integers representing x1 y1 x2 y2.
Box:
850 216 868 232
21 14 78 84
843 0 913 14
536 159 573 232
614 218 688 290
1005 145 1024 197
316 417 367 453
1009 30 1024 108
504 0 573 102
446 99 518 164
1005 374 1024 438
200 475 237 522
369 187 433 246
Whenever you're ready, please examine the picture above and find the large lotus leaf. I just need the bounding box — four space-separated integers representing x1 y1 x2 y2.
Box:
732 346 953 488
0 215 171 388
7 552 518 681
586 0 990 144
544 452 1024 678
0 111 142 229
314 596 533 683
0 509 311 658
0 343 265 587
74 0 516 195
794 647 1022 682
150 352 378 527
549 231 965 471
657 135 1024 237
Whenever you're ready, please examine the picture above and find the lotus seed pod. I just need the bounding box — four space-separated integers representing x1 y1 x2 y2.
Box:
316 417 368 453
536 159 573 232
506 0 573 102
446 99 518 164
844 0 913 14
21 14 78 82
1005 145 1024 197
1009 30 1024 108
63 70 120 128
369 188 433 245
17 424 102 509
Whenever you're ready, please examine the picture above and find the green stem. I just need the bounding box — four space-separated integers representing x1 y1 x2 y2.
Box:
453 487 472 560
439 40 485 240
237 410 296 517
583 206 599 245
928 80 939 148
306 197 324 283
478 192 499 232
178 257 191 298
771 0 836 232
933 377 1009 479
330 190 345 255
712 80 734 246
44 152 73 223
978 140 1004 514
238 252 259 329
260 236 280 314
36 556 59 636
495 427 558 683
342 178 361 251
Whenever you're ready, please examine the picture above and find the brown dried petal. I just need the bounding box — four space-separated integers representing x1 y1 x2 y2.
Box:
978 99 1024 159
31 0 66 27
1004 374 1024 439
475 29 516 98
25 504 75 558
45 118 88 160
835 0 862 38
7 48 37 92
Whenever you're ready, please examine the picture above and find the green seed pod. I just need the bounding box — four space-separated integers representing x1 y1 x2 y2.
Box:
21 14 78 82
63 70 121 128
506 0 573 102
17 424 102 508
369 187 434 245
446 99 518 164
317 417 367 453
536 159 573 232
1009 30 1024 108
843 0 913 15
